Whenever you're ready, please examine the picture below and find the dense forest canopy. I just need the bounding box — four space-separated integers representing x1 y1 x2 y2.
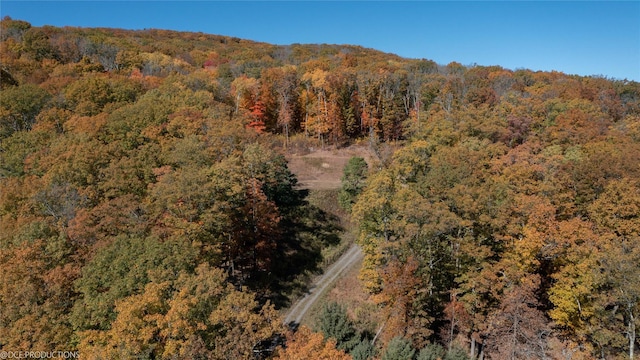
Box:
1 17 640 359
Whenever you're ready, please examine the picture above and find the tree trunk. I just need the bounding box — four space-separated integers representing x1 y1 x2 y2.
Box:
629 307 635 360
470 337 476 359
284 123 289 149
511 313 519 360
448 305 455 352
304 113 309 138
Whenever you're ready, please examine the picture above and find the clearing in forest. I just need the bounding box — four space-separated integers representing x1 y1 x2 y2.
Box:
282 144 373 326
286 145 374 191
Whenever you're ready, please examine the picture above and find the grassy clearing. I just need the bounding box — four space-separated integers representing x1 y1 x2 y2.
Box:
306 189 347 223
301 156 327 169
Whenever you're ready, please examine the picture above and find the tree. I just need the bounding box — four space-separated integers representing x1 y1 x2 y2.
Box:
352 169 399 293
375 257 426 346
0 83 50 138
594 236 640 360
316 302 359 352
0 128 52 177
63 74 143 116
274 325 352 360
443 345 469 360
146 159 243 258
587 178 640 359
588 178 640 239
231 177 280 279
0 239 78 350
248 99 267 133
273 65 299 147
338 156 368 211
483 276 552 360
301 68 331 147
0 16 31 42
22 26 59 61
378 73 408 141
207 276 283 359
70 235 197 332
350 339 376 360
381 336 416 360
417 344 445 360
66 194 148 248
230 75 259 115
78 264 283 359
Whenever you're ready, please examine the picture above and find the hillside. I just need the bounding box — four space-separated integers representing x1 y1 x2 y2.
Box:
1 17 640 359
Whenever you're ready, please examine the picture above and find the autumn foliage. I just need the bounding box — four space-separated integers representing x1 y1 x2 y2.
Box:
1 16 640 359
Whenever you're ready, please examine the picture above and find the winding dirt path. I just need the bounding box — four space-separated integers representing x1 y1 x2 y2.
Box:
282 145 370 325
283 244 363 325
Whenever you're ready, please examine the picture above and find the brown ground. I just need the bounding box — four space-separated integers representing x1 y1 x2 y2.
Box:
285 145 375 190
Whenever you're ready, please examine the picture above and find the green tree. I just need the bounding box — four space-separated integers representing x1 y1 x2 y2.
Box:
350 339 376 360
444 345 469 360
352 168 399 293
0 83 50 138
0 129 52 177
70 235 197 331
382 336 416 360
22 26 58 61
63 74 143 116
338 156 368 211
417 344 445 360
316 302 359 352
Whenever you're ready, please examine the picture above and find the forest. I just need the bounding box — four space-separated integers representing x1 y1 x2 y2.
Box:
1 17 639 359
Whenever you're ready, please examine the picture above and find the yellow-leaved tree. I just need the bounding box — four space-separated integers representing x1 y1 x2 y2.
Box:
77 264 282 359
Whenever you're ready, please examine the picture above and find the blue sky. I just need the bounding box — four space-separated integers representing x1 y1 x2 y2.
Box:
2 1 639 81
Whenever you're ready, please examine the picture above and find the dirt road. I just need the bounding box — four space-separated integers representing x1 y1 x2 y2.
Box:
283 244 364 325
282 145 371 326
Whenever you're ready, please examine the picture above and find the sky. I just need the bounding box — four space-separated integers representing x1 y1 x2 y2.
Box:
2 1 639 81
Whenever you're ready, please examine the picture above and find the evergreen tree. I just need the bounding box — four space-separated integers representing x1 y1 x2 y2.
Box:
444 345 469 360
382 336 416 360
417 344 445 360
350 339 376 360
338 156 368 211
316 301 359 352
